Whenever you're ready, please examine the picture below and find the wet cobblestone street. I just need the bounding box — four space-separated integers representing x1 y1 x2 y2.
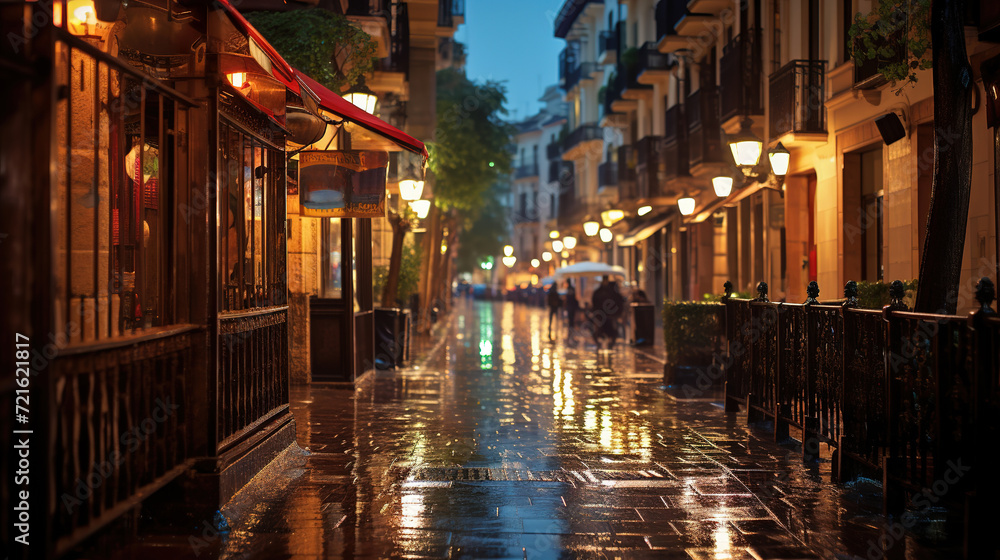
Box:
199 300 958 560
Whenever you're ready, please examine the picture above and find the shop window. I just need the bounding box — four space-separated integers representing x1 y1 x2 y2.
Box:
321 218 344 299
219 119 287 312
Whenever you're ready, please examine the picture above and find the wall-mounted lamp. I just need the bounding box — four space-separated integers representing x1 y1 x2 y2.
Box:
599 228 613 243
530 258 540 268
549 229 560 239
712 175 733 198
551 240 564 253
502 255 517 268
409 199 431 219
677 197 696 216
583 218 600 237
562 236 577 250
503 244 514 257
637 205 652 216
542 251 553 262
600 208 624 227
343 75 378 114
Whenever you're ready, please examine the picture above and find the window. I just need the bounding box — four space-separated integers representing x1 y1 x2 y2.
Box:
219 119 287 312
321 218 343 299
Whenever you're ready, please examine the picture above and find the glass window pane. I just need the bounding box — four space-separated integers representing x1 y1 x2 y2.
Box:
323 218 343 299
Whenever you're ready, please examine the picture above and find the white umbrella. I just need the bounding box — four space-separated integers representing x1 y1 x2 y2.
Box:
539 276 556 286
553 261 629 282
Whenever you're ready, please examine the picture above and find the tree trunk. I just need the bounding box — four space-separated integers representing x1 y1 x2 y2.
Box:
914 0 973 314
381 209 409 307
417 204 441 333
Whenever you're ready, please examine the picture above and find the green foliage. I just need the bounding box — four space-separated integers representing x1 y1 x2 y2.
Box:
849 0 931 92
455 183 510 273
662 301 725 365
373 239 422 306
598 85 606 104
856 279 918 309
621 47 639 72
430 69 515 217
244 9 378 92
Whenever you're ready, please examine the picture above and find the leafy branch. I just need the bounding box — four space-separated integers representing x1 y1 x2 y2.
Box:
849 0 931 94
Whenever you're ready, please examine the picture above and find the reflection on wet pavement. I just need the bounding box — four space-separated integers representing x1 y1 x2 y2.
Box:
215 300 956 560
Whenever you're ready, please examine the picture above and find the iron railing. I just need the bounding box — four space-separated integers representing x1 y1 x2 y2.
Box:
386 2 410 76
719 28 763 123
635 135 662 199
655 0 687 41
662 104 688 181
769 60 826 140
637 41 671 76
515 162 540 179
563 123 602 153
686 87 723 167
547 140 562 160
714 278 1000 556
617 144 637 200
599 28 618 60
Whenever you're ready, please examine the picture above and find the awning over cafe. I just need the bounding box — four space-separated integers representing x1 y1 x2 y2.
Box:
619 212 672 247
294 70 428 158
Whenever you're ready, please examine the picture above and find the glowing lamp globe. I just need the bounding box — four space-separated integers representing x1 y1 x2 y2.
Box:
503 245 514 257
562 236 577 250
677 197 696 216
599 228 612 243
637 205 652 216
542 251 553 262
398 179 425 201
409 199 431 219
551 240 564 253
583 219 600 236
768 142 790 176
712 176 734 198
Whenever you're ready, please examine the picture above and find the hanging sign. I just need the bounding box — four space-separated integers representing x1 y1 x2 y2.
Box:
298 150 389 218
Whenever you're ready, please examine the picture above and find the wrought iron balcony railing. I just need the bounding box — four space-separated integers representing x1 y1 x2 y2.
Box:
655 0 687 41
617 144 637 199
599 29 618 59
719 28 763 123
769 59 827 140
686 87 724 167
549 160 572 183
563 123 602 153
635 135 662 199
662 104 688 181
547 140 562 160
638 41 671 76
515 162 540 179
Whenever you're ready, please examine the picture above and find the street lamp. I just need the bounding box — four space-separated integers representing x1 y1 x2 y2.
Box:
343 75 378 114
502 255 516 268
601 208 624 227
677 197 696 216
727 119 763 168
398 180 425 201
549 230 560 239
562 236 577 249
583 217 600 237
599 228 612 243
542 251 553 262
768 142 790 176
551 240 564 253
531 258 540 268
503 245 514 257
637 205 652 216
712 175 734 198
409 199 431 219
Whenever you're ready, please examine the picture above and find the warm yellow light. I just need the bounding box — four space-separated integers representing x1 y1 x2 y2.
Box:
344 91 378 115
409 199 431 219
531 259 540 268
677 197 696 215
398 179 424 201
542 251 553 262
502 255 517 267
531 274 539 284
599 228 612 243
73 3 95 25
440 243 448 254
227 72 248 89
637 205 652 216
768 143 790 176
551 240 564 253
503 244 514 257
712 176 733 198
583 220 600 236
601 208 625 227
549 230 560 239
562 236 577 250
561 251 569 258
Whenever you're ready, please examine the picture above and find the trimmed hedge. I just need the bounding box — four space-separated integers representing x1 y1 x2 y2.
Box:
662 301 724 366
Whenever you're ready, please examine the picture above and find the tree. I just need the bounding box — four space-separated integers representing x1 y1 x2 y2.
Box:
245 9 378 91
851 0 973 314
455 182 510 274
416 69 514 329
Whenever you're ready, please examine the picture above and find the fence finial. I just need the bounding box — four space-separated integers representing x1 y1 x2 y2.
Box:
805 281 819 305
723 280 733 300
754 281 769 302
844 280 858 308
975 277 996 314
887 279 908 311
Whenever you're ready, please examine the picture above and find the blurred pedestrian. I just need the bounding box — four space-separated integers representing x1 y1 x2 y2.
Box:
564 279 579 333
591 277 625 349
546 283 563 340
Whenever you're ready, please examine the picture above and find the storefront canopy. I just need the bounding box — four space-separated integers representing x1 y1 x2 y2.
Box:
294 70 428 158
619 212 672 247
217 0 428 158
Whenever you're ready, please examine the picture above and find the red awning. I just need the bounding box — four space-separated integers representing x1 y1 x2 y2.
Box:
294 70 428 158
214 0 299 94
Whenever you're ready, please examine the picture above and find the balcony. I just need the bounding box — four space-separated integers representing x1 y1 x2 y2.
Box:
635 135 662 199
687 0 732 14
719 29 763 127
769 60 827 142
618 144 637 200
620 50 652 99
554 0 604 38
636 42 672 85
559 46 599 92
598 28 619 65
662 104 688 181
853 31 905 89
598 161 618 189
515 162 540 179
686 87 724 172
562 123 602 158
655 0 691 52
